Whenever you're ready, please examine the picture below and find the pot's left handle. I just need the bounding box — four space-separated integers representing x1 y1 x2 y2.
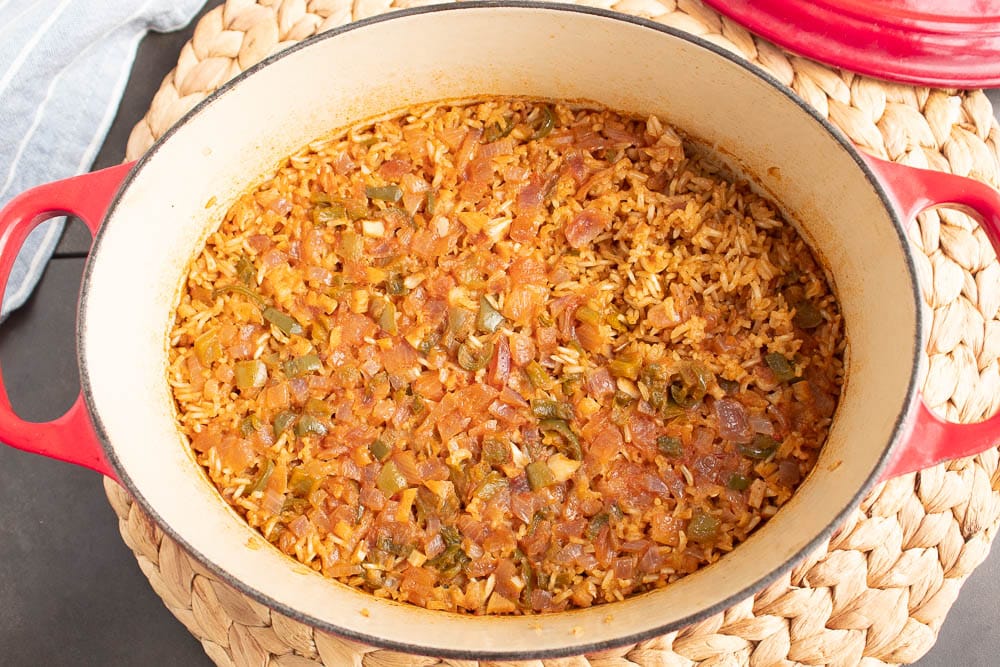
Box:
863 155 1000 479
0 162 135 480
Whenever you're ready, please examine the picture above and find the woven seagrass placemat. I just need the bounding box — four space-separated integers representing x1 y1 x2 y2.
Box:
104 1 1000 664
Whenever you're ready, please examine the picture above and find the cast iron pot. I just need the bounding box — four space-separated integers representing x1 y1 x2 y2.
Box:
2 2 1000 660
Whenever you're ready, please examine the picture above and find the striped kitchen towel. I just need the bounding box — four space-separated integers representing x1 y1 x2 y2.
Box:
0 0 204 319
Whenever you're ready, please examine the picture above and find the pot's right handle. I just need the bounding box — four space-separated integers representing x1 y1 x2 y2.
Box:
863 154 1000 479
0 163 134 480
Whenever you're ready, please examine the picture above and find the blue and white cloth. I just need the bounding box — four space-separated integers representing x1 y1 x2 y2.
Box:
0 0 204 319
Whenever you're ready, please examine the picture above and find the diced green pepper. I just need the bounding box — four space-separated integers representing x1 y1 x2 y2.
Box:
793 300 823 329
289 468 318 496
365 185 403 202
764 352 796 382
608 353 642 380
247 458 274 494
483 117 515 142
531 105 555 140
530 399 574 421
525 361 553 389
263 307 303 336
312 202 347 226
657 435 683 458
718 378 740 394
193 330 222 366
377 460 408 496
476 296 506 334
539 419 582 460
587 512 610 539
282 354 322 378
386 272 407 296
687 510 720 542
239 415 261 437
526 461 557 490
234 360 267 390
739 434 779 460
457 340 493 371
473 470 508 501
370 439 392 461
338 230 363 262
482 437 511 466
272 410 296 437
294 414 328 438
236 255 255 285
727 473 751 491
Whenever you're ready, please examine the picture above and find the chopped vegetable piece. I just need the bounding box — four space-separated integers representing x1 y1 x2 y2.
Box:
282 354 322 377
211 283 265 308
236 255 255 285
530 399 573 421
312 202 347 226
370 439 392 461
338 230 363 262
239 415 261 437
727 473 751 491
525 361 553 389
425 191 437 215
608 353 642 380
248 458 274 494
613 390 634 407
484 117 515 142
457 340 493 371
263 307 304 336
377 299 398 334
365 185 403 202
427 543 469 580
587 512 610 539
793 300 823 328
739 434 779 460
377 461 408 496
539 419 582 460
386 272 407 295
718 378 740 394
482 437 510 466
193 330 222 366
476 296 506 333
289 469 318 496
294 414 328 437
687 511 720 542
531 105 555 139
305 397 331 416
234 360 267 390
657 435 683 458
670 363 710 407
473 470 508 501
526 461 557 490
448 306 475 339
764 352 796 382
272 411 296 437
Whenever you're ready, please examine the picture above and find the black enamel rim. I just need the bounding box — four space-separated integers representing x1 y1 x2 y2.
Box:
77 1 923 660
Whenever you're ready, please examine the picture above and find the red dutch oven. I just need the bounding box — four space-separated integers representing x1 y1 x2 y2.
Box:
0 3 999 660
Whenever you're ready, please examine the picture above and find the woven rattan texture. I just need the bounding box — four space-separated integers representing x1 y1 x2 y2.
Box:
107 0 1000 664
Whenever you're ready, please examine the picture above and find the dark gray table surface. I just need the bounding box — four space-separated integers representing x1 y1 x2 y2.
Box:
0 6 997 665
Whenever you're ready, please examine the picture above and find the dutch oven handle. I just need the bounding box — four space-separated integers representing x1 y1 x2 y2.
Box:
863 154 1000 479
0 162 135 480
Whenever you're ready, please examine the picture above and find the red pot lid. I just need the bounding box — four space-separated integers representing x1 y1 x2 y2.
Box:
701 0 1000 87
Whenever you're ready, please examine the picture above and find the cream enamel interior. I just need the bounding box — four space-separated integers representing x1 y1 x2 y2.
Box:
80 5 919 658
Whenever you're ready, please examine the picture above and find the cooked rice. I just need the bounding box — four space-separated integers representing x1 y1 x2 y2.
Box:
169 99 844 614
